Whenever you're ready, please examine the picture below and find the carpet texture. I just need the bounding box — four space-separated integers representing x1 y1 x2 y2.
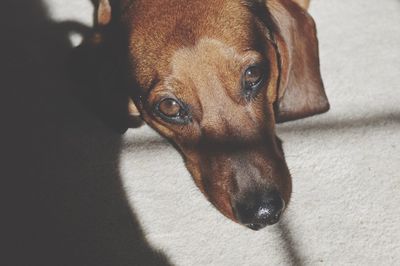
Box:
18 0 400 265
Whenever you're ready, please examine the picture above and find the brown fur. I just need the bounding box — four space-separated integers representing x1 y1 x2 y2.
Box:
74 0 329 224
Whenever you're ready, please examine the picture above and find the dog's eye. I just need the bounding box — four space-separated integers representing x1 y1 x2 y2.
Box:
155 98 191 124
244 66 263 87
242 65 266 98
158 98 181 117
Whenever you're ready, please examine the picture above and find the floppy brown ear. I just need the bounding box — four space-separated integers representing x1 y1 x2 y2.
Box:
70 0 143 133
266 0 330 122
291 0 310 10
97 0 112 26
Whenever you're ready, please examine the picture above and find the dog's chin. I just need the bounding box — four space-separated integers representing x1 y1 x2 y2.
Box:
243 209 283 230
236 211 283 231
246 223 268 231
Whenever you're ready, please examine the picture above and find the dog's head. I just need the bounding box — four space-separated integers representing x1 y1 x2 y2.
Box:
77 0 329 230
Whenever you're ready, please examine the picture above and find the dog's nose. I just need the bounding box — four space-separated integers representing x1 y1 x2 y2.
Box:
234 189 285 230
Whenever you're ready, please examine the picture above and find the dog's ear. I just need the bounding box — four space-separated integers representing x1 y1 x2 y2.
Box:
290 0 310 10
97 0 112 26
262 0 330 122
70 0 143 133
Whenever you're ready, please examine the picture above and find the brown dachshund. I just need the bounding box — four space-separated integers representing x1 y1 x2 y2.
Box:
74 0 329 230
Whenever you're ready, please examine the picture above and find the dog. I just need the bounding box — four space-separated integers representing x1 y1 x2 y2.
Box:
72 0 329 230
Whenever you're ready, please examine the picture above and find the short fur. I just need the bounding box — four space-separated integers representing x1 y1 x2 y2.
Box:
72 0 329 224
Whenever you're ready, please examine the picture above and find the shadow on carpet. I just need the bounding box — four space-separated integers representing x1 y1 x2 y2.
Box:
2 1 171 265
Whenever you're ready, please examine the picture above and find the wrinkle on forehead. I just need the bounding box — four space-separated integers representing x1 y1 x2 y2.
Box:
170 37 242 97
170 38 261 137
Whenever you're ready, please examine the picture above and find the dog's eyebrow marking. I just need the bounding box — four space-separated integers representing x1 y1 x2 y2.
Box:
170 37 242 93
141 76 160 102
171 37 242 65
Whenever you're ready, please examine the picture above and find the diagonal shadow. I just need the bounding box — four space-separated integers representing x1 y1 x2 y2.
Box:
275 219 306 266
1 1 171 265
274 112 399 265
277 111 400 133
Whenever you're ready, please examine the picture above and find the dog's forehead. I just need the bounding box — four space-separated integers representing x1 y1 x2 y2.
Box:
125 0 256 89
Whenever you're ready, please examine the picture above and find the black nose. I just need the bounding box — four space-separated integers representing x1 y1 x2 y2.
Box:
234 189 285 230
